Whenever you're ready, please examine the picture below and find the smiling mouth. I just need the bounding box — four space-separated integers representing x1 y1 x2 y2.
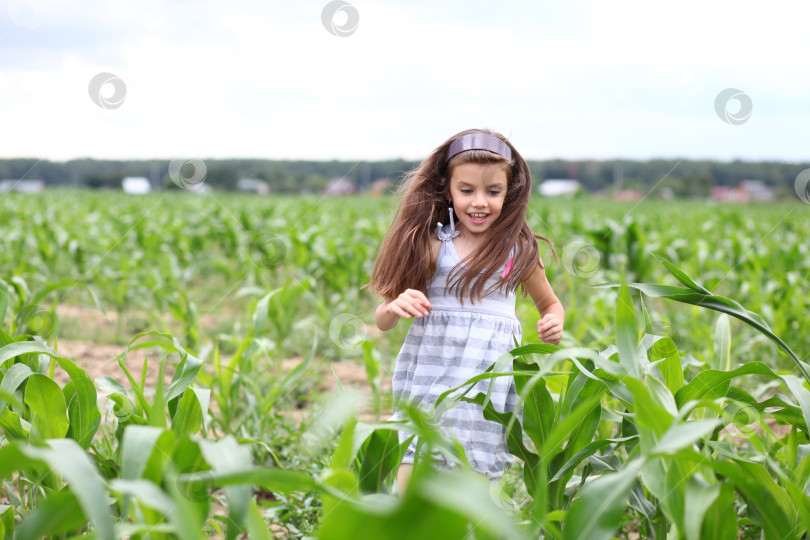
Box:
468 213 489 223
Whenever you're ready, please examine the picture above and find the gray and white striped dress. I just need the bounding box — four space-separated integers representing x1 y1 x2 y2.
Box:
389 220 521 479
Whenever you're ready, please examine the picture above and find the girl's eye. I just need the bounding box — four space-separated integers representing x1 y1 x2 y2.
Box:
460 189 473 194
489 191 501 196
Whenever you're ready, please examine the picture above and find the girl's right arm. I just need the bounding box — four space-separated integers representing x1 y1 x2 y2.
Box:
375 290 432 331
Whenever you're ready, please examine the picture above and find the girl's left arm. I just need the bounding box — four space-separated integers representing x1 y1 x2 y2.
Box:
522 257 565 345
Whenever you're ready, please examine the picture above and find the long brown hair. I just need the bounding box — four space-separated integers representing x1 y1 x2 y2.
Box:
365 128 557 305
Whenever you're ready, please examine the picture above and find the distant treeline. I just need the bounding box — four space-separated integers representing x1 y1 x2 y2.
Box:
1 157 807 197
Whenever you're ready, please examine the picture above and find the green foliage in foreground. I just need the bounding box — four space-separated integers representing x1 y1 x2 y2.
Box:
2 255 810 539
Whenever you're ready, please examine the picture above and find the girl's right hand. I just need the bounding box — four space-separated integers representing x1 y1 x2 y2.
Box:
387 289 431 319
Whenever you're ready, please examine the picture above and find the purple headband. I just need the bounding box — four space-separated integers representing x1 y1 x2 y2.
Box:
444 132 512 164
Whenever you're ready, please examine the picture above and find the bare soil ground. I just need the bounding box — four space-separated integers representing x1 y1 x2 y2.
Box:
52 338 392 424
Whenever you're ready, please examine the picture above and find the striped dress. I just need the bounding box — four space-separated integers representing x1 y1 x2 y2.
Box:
389 221 521 479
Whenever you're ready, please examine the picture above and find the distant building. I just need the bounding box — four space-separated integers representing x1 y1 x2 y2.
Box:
612 189 643 201
712 180 774 203
0 179 45 193
369 178 391 196
740 180 774 202
538 179 581 197
122 177 151 194
325 177 355 196
236 178 270 195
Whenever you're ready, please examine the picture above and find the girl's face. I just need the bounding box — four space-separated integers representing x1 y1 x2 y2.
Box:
447 162 509 239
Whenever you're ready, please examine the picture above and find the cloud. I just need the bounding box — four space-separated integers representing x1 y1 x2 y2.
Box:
2 0 809 161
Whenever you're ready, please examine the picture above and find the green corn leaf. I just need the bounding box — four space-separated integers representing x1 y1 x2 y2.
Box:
712 459 798 539
115 354 151 419
0 362 33 411
246 500 272 540
562 458 644 540
120 425 166 480
164 464 207 540
418 471 525 540
108 478 174 512
651 252 712 294
550 437 637 482
27 279 105 315
13 439 114 540
0 340 62 368
684 477 720 540
177 466 320 493
623 378 672 437
0 279 8 328
15 488 86 540
513 358 554 454
674 362 778 409
357 428 409 493
598 255 810 384
126 331 203 404
95 376 137 423
171 387 203 438
651 419 720 456
651 337 683 394
461 392 540 495
24 374 69 440
713 314 731 371
198 436 253 537
317 485 469 539
768 457 810 536
510 343 560 356
540 392 605 465
58 356 100 449
1 503 15 540
615 282 640 378
0 407 29 439
699 482 737 540
781 375 810 441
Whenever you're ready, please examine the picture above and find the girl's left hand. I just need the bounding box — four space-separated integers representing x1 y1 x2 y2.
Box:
537 314 563 345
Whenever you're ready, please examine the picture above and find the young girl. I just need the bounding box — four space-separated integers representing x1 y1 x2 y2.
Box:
366 128 564 490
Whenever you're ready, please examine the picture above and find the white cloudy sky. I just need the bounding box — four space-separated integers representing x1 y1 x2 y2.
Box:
2 0 809 162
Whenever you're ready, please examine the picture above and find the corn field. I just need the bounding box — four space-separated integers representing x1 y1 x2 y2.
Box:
1 189 809 539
